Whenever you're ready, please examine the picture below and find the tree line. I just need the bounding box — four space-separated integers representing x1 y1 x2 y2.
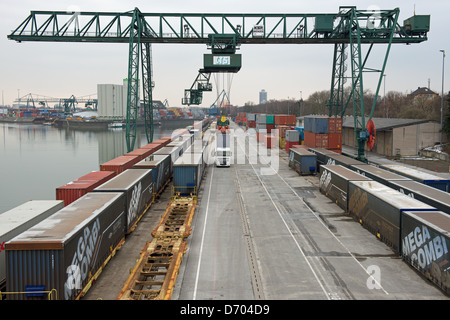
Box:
237 88 447 124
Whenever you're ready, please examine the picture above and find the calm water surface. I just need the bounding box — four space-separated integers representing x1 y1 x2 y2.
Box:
0 122 180 214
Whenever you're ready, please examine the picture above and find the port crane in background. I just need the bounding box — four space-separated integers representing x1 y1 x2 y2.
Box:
14 93 98 115
8 7 429 159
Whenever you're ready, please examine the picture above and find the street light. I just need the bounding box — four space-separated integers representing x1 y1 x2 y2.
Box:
440 50 445 145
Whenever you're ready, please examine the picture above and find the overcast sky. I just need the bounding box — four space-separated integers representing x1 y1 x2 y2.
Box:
0 0 448 109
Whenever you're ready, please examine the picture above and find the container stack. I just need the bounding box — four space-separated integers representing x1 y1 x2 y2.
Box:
303 116 342 153
285 130 300 152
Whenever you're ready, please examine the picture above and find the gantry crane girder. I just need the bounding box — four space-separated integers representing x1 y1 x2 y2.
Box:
8 7 429 156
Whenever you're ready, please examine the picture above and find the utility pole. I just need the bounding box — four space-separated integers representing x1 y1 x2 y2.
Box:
440 50 446 145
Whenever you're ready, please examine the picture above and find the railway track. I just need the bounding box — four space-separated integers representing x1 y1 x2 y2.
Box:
117 197 196 300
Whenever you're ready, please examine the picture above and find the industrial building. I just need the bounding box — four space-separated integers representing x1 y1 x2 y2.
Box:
342 116 442 157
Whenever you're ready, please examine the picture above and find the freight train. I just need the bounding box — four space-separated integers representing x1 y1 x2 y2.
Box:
2 118 211 300
313 151 450 295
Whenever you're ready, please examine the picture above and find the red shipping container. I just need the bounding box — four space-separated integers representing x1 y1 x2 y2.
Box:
304 131 328 148
56 182 93 206
285 141 299 152
125 147 155 160
56 171 116 206
316 133 328 148
247 120 256 128
328 133 342 149
266 124 275 133
263 134 276 148
275 115 296 125
77 171 116 183
100 155 140 175
141 142 164 152
328 117 343 133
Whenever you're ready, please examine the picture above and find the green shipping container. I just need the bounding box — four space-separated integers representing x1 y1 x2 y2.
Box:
266 114 274 124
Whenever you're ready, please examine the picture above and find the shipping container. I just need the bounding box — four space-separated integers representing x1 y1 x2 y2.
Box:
256 113 267 124
0 200 64 287
308 147 340 166
5 192 126 300
277 125 290 138
385 180 450 214
124 147 156 161
265 124 275 133
304 131 329 148
279 137 286 150
288 148 317 175
173 152 204 195
266 114 274 124
351 164 411 186
324 154 364 169
294 127 304 140
285 141 299 152
348 180 437 253
94 169 153 233
380 164 450 192
319 165 370 211
132 154 172 195
56 171 116 206
328 117 343 133
304 116 329 133
401 210 450 295
247 120 256 128
247 113 256 121
100 155 140 175
153 146 183 164
286 130 300 142
274 114 296 126
328 133 342 149
140 142 164 152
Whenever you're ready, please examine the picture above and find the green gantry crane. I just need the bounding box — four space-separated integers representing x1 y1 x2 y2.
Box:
8 7 429 158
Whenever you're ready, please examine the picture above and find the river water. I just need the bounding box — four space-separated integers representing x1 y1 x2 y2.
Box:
0 122 183 214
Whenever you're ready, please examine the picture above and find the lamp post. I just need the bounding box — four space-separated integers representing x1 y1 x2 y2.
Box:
440 50 446 145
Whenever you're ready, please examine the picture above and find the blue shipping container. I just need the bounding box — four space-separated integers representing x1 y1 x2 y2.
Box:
173 152 204 195
304 116 329 133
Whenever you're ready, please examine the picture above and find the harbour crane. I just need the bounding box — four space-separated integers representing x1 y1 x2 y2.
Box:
8 7 429 158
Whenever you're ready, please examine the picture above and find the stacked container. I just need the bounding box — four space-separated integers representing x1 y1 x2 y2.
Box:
285 130 300 152
173 152 204 195
94 169 153 234
274 114 296 126
132 154 172 196
303 116 342 153
56 171 116 206
1 200 64 288
100 155 141 175
6 192 126 300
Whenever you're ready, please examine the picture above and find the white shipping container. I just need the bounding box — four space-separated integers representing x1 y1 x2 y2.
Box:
0 200 64 285
286 130 300 142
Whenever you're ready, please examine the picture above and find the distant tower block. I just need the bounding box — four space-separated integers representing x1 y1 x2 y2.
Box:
259 89 267 104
